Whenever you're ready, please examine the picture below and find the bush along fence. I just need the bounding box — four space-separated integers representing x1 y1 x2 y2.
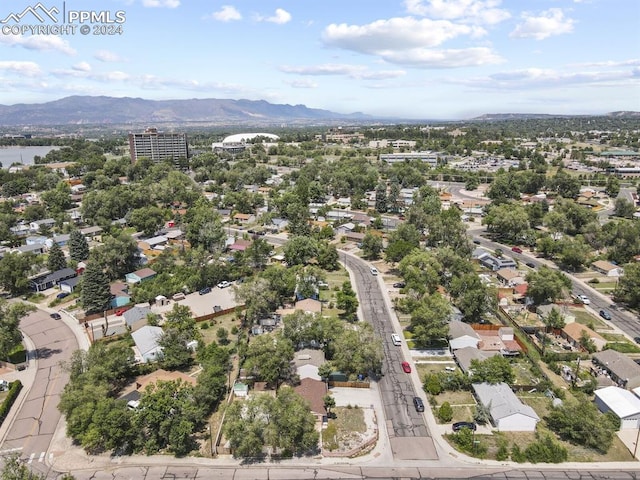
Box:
0 380 23 426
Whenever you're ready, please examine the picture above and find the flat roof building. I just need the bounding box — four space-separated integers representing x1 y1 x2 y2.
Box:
128 127 189 164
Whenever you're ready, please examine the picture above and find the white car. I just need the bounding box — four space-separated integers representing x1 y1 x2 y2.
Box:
217 281 231 288
577 294 590 305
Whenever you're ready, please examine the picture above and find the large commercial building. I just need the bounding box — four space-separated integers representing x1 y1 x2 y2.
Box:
128 127 189 163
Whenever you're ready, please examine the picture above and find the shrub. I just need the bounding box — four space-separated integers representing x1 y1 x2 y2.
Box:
511 444 526 463
231 326 238 335
524 434 568 463
437 402 453 423
0 381 22 425
424 374 442 396
588 277 600 284
496 439 510 461
200 322 209 330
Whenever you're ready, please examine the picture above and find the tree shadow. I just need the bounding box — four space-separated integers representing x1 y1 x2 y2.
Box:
35 347 62 359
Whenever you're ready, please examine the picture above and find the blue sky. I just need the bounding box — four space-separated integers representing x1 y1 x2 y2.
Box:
0 0 638 119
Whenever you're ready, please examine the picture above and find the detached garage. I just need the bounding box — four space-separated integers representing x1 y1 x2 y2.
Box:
594 386 640 430
473 382 540 432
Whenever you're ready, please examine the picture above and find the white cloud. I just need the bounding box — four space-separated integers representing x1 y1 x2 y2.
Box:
0 61 42 77
322 17 484 54
141 0 180 8
72 62 91 72
263 8 292 25
208 6 242 22
456 66 637 90
279 63 407 79
381 47 503 68
510 8 575 40
284 79 318 89
404 0 510 25
94 50 124 63
0 34 76 55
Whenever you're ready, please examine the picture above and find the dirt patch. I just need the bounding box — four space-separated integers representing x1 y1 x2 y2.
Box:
322 406 368 453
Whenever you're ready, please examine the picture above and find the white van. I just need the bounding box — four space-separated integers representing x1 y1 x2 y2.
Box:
391 333 402 346
370 267 379 276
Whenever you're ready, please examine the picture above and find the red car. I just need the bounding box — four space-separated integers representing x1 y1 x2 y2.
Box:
115 309 126 316
401 361 411 373
511 246 523 253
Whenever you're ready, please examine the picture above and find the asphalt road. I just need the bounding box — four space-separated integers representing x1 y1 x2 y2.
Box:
1 307 77 476
338 251 437 462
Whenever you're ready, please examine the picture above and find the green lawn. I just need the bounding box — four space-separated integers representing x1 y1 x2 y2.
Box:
570 308 612 330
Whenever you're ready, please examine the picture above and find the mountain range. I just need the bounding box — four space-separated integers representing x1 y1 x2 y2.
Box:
0 96 373 127
0 96 636 127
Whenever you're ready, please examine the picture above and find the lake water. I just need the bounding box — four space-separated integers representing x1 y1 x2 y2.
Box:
0 146 60 169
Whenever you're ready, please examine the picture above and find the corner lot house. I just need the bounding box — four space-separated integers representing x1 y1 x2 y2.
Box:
594 386 640 429
472 382 540 432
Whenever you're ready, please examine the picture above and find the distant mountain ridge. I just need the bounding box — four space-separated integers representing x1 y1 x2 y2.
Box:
471 112 640 121
0 95 373 126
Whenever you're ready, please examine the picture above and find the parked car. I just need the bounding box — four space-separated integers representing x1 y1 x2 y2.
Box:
511 246 523 253
472 239 481 245
370 267 379 276
217 281 231 289
199 286 212 295
634 337 640 345
599 309 612 320
50 312 61 320
452 421 477 432
576 294 590 305
525 262 536 269
413 396 425 412
56 292 69 300
401 361 411 373
115 309 126 316
393 282 406 288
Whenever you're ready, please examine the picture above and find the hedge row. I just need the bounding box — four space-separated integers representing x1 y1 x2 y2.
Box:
0 380 23 425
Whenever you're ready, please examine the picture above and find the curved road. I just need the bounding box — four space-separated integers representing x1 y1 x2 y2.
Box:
1 307 78 476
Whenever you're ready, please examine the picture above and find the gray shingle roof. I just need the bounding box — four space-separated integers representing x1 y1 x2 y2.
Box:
473 382 540 422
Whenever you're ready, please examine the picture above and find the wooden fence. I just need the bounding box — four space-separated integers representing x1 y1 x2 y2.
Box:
329 381 370 389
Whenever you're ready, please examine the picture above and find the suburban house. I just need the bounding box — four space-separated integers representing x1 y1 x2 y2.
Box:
29 218 55 232
233 213 255 224
123 305 153 331
269 218 288 232
46 233 71 248
472 382 540 432
138 235 169 251
29 267 77 292
343 231 366 244
295 298 322 314
232 382 249 398
294 349 326 381
592 350 640 389
454 347 498 374
80 226 103 239
477 253 517 271
496 268 524 287
562 323 607 351
594 386 640 429
536 304 575 326
592 260 624 277
59 276 81 294
228 238 252 252
13 243 46 255
125 268 157 284
477 327 522 356
110 282 131 308
293 379 327 423
448 321 480 350
131 325 164 363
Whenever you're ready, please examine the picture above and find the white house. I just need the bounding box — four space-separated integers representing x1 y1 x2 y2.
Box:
448 320 480 350
592 260 624 277
595 386 640 429
131 326 164 363
472 382 540 432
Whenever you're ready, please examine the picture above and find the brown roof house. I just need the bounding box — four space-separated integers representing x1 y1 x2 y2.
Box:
293 378 327 422
592 260 624 277
562 323 607 352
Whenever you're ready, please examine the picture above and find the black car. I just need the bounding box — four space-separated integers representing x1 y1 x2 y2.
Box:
635 337 640 345
393 282 406 288
599 309 612 321
50 312 61 320
56 292 69 300
413 396 425 412
525 262 536 269
472 239 481 244
199 287 212 295
452 421 476 432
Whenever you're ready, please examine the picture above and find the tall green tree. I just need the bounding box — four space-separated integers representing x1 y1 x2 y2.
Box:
375 182 387 213
470 355 515 384
331 322 383 376
244 334 294 389
0 301 34 361
90 233 139 280
80 261 111 314
0 252 42 295
408 292 450 347
283 236 319 266
47 242 67 272
525 266 572 306
361 231 383 260
336 281 359 321
69 230 90 262
615 263 640 308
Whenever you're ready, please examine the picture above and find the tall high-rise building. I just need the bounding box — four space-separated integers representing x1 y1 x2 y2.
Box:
128 127 189 163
